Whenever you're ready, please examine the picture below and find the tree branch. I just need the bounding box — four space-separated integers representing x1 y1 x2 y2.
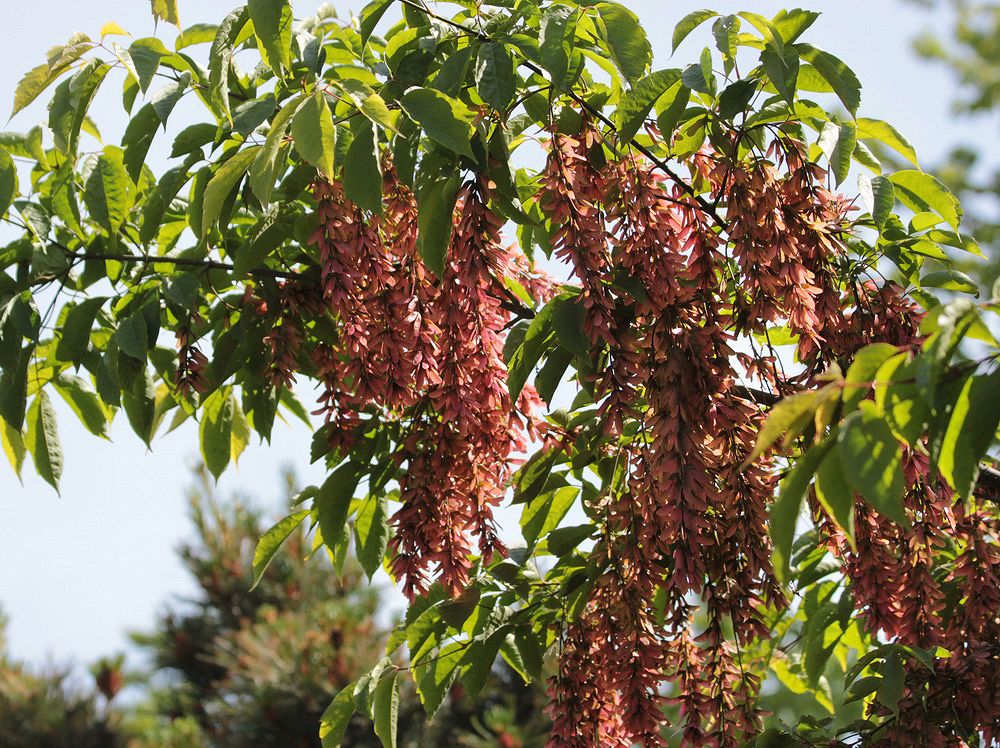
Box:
393 0 728 229
52 247 304 281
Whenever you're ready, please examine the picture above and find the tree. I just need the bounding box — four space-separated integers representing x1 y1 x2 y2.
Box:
0 612 126 748
126 467 549 747
0 1 998 745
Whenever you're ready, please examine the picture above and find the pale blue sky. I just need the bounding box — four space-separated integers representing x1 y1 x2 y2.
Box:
0 0 996 671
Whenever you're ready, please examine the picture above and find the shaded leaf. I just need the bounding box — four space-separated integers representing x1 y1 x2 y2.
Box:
837 407 906 525
596 2 651 84
200 387 235 479
291 92 336 177
476 43 515 110
400 87 475 158
344 118 383 214
938 369 1000 498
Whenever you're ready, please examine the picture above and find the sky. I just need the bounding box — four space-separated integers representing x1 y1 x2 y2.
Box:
0 0 997 672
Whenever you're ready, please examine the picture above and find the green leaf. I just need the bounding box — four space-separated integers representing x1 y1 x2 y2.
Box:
521 485 578 548
681 61 711 94
201 147 260 237
400 87 475 159
115 313 149 360
922 269 979 295
358 92 398 133
616 68 682 142
84 147 131 237
837 408 906 525
415 641 464 717
877 651 906 714
712 15 740 70
151 0 181 27
344 118 383 214
170 122 218 157
856 118 919 168
460 630 506 700
122 103 161 184
889 170 961 231
817 120 856 187
772 439 834 584
316 461 360 555
672 10 718 52
507 302 555 400
875 353 929 446
150 72 190 126
0 346 31 431
26 391 62 493
292 92 336 177
656 84 692 140
739 11 784 54
745 389 824 466
0 150 18 218
373 672 399 748
761 43 799 105
355 493 389 579
596 2 651 84
121 367 156 445
233 211 290 277
549 294 589 358
360 0 394 47
798 44 861 115
129 38 169 93
1 417 25 481
718 79 757 121
773 8 820 43
546 522 594 557
48 77 77 154
938 369 1000 498
54 375 109 439
250 95 302 205
208 7 249 122
843 343 898 412
815 444 855 545
14 65 62 119
248 0 293 75
539 4 578 89
12 32 93 120
200 387 235 479
175 23 218 50
476 43 516 110
416 172 461 276
56 297 107 364
858 173 894 230
514 448 558 505
251 509 310 588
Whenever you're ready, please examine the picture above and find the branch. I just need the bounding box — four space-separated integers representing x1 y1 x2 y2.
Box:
393 0 728 229
52 247 304 281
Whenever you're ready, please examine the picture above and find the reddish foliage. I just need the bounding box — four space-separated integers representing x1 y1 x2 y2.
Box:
298 122 999 746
